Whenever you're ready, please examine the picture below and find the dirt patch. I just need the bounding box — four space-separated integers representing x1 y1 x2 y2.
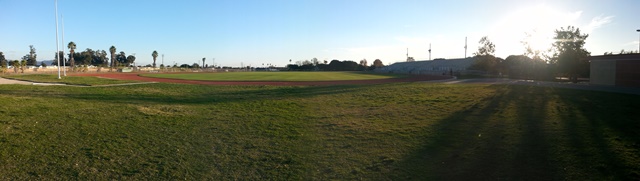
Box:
75 72 451 86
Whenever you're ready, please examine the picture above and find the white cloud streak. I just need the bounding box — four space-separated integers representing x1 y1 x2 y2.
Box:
583 15 614 33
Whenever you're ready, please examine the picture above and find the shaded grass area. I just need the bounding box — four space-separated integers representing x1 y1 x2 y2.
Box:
0 83 638 180
2 74 138 86
142 71 406 81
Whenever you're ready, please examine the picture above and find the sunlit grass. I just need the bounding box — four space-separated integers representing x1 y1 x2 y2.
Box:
2 74 138 86
141 71 406 81
0 83 638 180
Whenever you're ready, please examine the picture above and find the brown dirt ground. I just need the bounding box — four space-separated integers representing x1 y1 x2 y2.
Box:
74 72 452 86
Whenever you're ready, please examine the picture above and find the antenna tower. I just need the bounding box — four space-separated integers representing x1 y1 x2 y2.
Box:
464 37 468 58
428 43 432 60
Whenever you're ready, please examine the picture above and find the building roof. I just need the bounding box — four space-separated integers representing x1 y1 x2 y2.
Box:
589 54 640 61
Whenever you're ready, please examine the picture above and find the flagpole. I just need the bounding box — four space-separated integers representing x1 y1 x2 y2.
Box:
464 37 468 58
62 14 66 76
428 43 431 60
54 0 61 79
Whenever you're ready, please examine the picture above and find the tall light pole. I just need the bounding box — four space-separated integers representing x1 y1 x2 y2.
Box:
637 29 640 53
54 0 61 79
62 14 66 76
428 43 431 60
464 37 468 58
162 54 164 66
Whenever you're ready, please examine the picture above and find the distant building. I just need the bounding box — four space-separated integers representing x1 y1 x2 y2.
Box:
589 54 640 87
375 58 475 75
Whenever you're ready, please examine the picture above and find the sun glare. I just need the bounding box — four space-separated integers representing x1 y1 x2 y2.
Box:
490 4 576 57
525 30 554 54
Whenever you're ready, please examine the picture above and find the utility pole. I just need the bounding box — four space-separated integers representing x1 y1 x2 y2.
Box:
464 37 468 58
62 14 66 76
637 29 640 53
428 43 432 60
54 0 61 79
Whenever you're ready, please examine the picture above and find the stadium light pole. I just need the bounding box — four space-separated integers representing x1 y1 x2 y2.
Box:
54 0 61 79
637 29 640 53
62 14 66 76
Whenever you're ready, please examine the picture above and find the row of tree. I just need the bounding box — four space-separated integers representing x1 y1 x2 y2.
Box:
0 46 38 68
287 59 384 71
52 42 142 72
469 26 599 82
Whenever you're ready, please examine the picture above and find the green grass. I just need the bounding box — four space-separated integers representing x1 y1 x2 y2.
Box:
2 74 138 86
0 82 639 180
141 71 405 81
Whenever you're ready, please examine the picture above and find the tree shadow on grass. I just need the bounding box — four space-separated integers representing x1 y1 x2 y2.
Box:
392 84 640 180
552 89 640 180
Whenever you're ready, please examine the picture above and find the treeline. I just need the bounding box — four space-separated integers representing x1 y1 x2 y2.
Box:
470 55 554 80
53 42 138 69
287 59 384 71
467 26 607 82
53 48 112 67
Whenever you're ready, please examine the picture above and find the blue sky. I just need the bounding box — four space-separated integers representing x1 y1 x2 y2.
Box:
0 0 639 67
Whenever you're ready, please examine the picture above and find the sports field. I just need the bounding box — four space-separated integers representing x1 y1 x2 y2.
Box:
141 71 405 81
0 74 639 180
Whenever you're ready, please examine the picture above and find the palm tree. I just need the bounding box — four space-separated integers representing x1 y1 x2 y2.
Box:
11 60 18 73
67 41 76 72
109 46 116 72
19 59 27 73
152 50 158 68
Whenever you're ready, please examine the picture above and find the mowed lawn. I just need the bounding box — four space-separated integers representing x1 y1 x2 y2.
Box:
3 74 138 86
141 71 405 81
0 82 639 180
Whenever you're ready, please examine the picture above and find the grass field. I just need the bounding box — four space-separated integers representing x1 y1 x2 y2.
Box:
0 81 639 180
141 71 405 81
2 74 138 86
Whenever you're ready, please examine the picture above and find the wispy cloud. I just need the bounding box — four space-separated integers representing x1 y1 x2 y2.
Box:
623 41 639 46
583 15 614 33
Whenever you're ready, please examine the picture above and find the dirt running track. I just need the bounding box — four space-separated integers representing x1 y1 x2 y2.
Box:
76 73 452 86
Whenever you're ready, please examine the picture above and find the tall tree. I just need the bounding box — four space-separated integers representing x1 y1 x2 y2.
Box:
68 41 76 71
549 26 590 82
359 59 368 68
202 57 206 68
116 51 127 66
19 59 27 73
126 55 136 66
11 60 19 73
109 46 116 71
152 50 158 67
471 36 500 74
474 36 495 56
99 50 109 67
0 52 6 69
27 45 37 66
521 31 544 60
52 51 64 66
372 59 384 68
81 48 94 65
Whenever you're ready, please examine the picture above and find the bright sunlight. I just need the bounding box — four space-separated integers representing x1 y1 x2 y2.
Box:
489 4 580 56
